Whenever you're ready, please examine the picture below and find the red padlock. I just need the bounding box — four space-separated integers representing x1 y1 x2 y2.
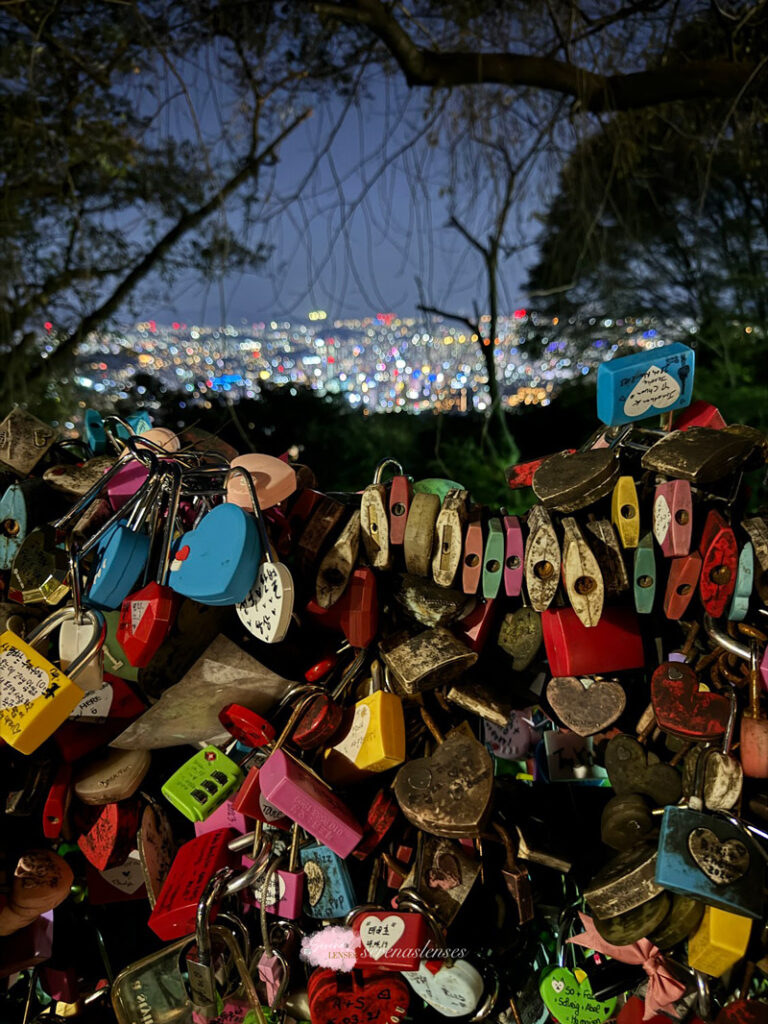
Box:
352 789 400 861
462 512 484 594
663 552 702 620
117 581 179 668
542 606 644 676
306 567 378 648
219 703 276 748
307 967 411 1024
76 799 141 871
351 909 430 970
673 400 727 432
232 767 291 830
698 509 738 618
506 451 576 490
42 763 71 839
389 474 413 546
147 828 239 940
453 598 497 653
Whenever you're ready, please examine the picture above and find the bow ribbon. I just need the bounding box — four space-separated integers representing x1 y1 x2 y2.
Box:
567 912 686 1020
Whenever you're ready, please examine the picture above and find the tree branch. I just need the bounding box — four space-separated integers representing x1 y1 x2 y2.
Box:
313 0 761 113
26 108 312 384
418 302 480 338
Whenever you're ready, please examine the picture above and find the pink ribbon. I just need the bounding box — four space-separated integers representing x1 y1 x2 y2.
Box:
567 912 686 1020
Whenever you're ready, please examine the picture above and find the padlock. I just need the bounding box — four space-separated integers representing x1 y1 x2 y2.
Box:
393 721 493 838
42 762 71 839
227 451 296 512
641 426 755 484
300 840 358 919
388 470 412 546
297 493 346 569
76 799 141 871
651 658 731 741
433 488 468 588
688 905 752 977
323 658 406 783
0 406 57 476
83 409 107 454
653 479 692 557
493 822 534 924
306 565 379 648
633 531 656 614
681 695 742 811
482 516 505 599
584 517 629 595
462 507 484 594
43 454 115 498
647 892 704 949
740 640 768 779
497 603 542 671
0 479 57 570
699 508 738 618
307 966 410 1024
539 906 617 1024
352 788 400 861
503 513 524 597
742 518 768 605
162 745 244 823
663 552 702 619
231 765 291 829
611 475 640 549
257 693 364 857
547 676 625 737
73 745 151 804
230 464 294 643
673 399 727 431
604 734 681 805
0 605 105 754
253 823 305 919
147 828 240 940
292 648 368 750
524 504 561 612
583 843 663 919
361 459 402 571
600 794 655 851
596 341 695 426
729 542 755 621
403 491 440 576
380 625 477 695
0 849 73 937
349 895 433 971
542 605 644 676
397 833 482 926
561 517 604 627
8 526 70 606
315 510 360 608
592 890 671 947
533 447 621 512
253 914 291 1011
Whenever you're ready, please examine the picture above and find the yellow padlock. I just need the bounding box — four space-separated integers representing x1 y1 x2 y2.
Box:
0 606 106 755
324 660 406 783
688 905 752 977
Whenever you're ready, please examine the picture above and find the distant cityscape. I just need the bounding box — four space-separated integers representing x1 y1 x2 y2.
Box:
71 310 693 415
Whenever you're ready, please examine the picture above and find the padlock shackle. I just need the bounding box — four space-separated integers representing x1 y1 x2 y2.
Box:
372 457 404 485
224 837 273 895
25 606 105 681
52 447 135 532
467 967 500 1023
703 615 752 660
225 465 272 563
195 867 234 964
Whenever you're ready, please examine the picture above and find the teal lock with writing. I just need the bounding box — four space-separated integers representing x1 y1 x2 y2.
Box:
300 841 357 920
162 746 244 823
596 342 695 426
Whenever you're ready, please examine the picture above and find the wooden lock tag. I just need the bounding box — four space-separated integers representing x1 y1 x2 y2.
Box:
524 505 561 612
433 488 468 588
561 517 604 628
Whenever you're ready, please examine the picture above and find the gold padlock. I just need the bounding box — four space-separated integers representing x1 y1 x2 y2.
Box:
688 905 752 977
0 606 105 755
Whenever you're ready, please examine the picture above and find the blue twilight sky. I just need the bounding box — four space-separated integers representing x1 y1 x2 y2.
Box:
144 68 546 326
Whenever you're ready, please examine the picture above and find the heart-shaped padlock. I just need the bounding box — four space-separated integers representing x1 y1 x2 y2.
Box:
307 968 411 1024
169 503 261 605
539 966 616 1024
403 958 485 1017
651 662 731 740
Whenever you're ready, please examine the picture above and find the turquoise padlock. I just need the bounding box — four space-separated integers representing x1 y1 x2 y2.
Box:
168 503 261 606
0 480 49 571
655 805 765 919
126 410 152 435
596 342 695 426
728 543 754 622
84 409 107 455
299 842 357 920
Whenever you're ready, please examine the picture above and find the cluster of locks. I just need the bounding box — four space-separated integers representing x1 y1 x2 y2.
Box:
0 341 767 1024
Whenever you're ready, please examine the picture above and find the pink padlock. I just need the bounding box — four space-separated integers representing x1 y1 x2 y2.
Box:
226 454 297 512
258 697 363 858
653 480 692 557
107 461 150 511
503 515 524 597
252 824 304 919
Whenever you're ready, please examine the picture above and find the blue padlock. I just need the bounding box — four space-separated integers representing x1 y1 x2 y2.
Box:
168 503 261 605
728 543 754 622
596 342 695 426
84 409 107 455
655 805 764 919
0 480 51 570
126 410 153 435
299 842 357 920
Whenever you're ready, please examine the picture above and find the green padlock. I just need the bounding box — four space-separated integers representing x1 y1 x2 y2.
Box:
161 745 244 823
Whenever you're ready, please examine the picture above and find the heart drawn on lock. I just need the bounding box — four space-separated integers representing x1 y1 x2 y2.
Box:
236 561 294 644
547 677 626 737
304 860 325 906
650 662 730 740
359 915 406 960
169 503 261 606
393 732 493 837
623 365 681 418
539 967 616 1024
687 827 750 886
605 735 682 806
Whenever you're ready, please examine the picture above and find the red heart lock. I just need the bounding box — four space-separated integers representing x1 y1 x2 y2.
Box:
650 661 730 740
76 800 140 871
308 968 410 1024
619 996 708 1024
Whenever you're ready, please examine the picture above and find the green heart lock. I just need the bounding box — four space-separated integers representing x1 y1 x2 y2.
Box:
538 966 617 1024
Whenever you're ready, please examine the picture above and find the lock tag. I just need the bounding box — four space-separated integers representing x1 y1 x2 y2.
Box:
0 610 104 755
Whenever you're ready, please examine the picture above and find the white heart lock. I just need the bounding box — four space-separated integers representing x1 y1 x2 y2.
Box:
236 562 294 644
403 958 484 1016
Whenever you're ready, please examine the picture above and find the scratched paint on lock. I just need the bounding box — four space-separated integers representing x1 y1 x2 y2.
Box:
300 843 357 919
